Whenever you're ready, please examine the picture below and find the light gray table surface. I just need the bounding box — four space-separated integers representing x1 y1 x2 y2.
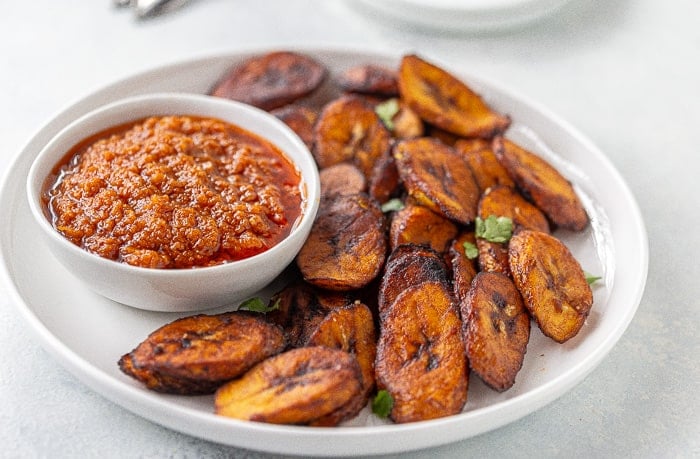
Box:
1 1 698 457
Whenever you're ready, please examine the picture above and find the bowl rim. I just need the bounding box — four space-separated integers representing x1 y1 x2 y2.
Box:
25 92 321 277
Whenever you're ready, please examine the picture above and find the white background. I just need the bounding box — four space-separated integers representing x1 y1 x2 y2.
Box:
1 1 698 457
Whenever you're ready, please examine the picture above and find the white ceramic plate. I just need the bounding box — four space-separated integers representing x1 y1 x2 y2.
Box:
0 48 648 456
351 0 576 32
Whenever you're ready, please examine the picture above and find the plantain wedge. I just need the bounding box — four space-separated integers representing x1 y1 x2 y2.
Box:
296 193 386 291
455 139 515 192
211 51 326 111
462 272 530 391
375 281 468 423
313 94 392 178
389 201 458 253
398 54 510 139
215 346 363 425
493 137 588 231
393 137 480 225
119 312 286 394
509 230 593 343
448 231 479 303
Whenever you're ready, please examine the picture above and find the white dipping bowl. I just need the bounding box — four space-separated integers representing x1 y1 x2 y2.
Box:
26 93 320 312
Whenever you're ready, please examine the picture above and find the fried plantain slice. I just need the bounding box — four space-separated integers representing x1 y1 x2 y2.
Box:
119 312 286 394
449 231 478 303
389 201 458 253
493 137 588 231
319 162 367 198
509 230 593 343
337 64 399 96
462 272 530 391
367 150 401 203
313 95 392 179
271 104 318 149
455 139 515 192
210 51 327 111
479 185 550 233
393 137 480 224
385 101 425 140
296 193 386 291
305 301 377 426
215 346 363 425
375 281 468 423
476 185 551 276
398 54 510 139
378 244 449 315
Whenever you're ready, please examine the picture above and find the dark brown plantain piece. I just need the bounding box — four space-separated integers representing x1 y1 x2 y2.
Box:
398 54 510 139
119 312 286 395
337 64 399 96
375 281 468 423
393 137 480 225
271 104 318 149
509 230 593 343
210 51 327 111
378 244 449 315
462 272 530 391
455 139 515 192
448 231 478 303
367 150 401 203
313 94 392 179
319 162 367 198
493 137 588 231
389 201 458 253
215 346 363 425
476 185 551 276
267 282 351 348
296 193 386 291
305 301 377 426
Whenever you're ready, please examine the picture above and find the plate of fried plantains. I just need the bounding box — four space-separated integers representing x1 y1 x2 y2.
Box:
0 48 648 456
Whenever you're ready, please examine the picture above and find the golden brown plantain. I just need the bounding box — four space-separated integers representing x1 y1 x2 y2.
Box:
210 51 326 111
475 185 551 276
455 139 515 192
509 230 593 343
393 137 480 225
462 272 530 391
313 94 392 179
448 231 478 303
296 193 386 291
337 64 399 96
389 102 425 140
319 162 367 198
304 301 377 426
398 54 510 139
119 312 286 394
375 281 468 423
215 346 363 425
378 244 449 315
389 201 458 253
271 104 318 149
493 137 588 231
479 185 550 233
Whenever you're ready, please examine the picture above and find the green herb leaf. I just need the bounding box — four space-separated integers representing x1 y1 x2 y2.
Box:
463 241 479 260
238 297 280 313
585 272 602 285
371 390 394 418
381 198 405 213
475 215 513 243
375 98 400 131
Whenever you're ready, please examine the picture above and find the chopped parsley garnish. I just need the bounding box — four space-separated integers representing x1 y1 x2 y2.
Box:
585 272 602 285
238 297 280 313
381 198 405 213
463 241 479 260
375 98 400 131
371 390 394 418
475 215 513 243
